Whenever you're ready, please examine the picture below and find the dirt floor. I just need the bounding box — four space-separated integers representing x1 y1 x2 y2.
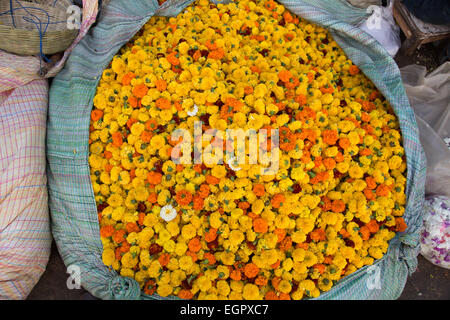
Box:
27 38 450 301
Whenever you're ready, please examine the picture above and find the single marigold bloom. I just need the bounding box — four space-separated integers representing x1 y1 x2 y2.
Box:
100 225 115 238
132 83 148 98
310 228 326 242
253 218 268 233
193 196 204 210
147 192 157 203
274 228 286 243
91 109 103 122
279 236 292 251
395 217 407 232
359 226 371 240
376 184 390 197
323 129 339 145
121 72 135 86
253 184 265 197
126 222 140 233
205 175 220 185
349 65 360 75
366 220 380 233
147 171 162 185
158 253 171 266
204 228 218 243
244 263 260 278
178 289 193 300
188 237 201 252
323 157 336 170
155 79 167 91
331 199 346 213
155 97 171 109
264 291 279 300
230 269 242 281
140 130 153 143
111 132 123 147
113 229 126 244
313 264 326 274
176 189 193 206
271 193 285 208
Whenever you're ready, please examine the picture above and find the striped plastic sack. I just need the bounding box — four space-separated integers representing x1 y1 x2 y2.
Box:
0 79 51 300
47 0 427 300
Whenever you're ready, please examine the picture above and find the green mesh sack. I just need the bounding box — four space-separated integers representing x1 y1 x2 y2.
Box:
46 0 426 300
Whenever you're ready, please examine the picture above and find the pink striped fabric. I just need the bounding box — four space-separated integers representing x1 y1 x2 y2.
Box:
0 79 51 299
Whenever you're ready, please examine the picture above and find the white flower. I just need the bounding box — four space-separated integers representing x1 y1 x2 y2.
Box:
227 156 241 171
160 204 177 222
187 104 199 117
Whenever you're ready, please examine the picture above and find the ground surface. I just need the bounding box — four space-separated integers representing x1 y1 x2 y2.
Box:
27 35 450 301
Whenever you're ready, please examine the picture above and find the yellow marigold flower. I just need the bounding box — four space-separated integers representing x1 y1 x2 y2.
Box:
242 283 261 300
102 248 115 266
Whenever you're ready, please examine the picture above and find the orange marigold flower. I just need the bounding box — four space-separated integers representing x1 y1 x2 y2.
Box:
359 226 371 240
323 157 336 170
294 94 307 106
111 132 123 147
349 65 360 75
253 218 268 233
205 175 220 185
100 225 115 238
230 269 242 281
313 263 326 274
155 97 171 109
155 79 167 91
255 275 268 286
322 129 339 145
278 70 293 82
395 217 407 232
176 189 193 206
178 289 193 300
244 263 260 278
126 222 140 233
147 192 157 203
188 237 201 252
271 193 285 208
166 52 180 65
132 83 148 98
204 228 218 243
279 236 292 251
112 229 126 244
147 171 162 185
376 184 390 197
279 293 291 300
158 253 171 266
274 228 286 243
331 199 346 213
264 291 279 300
91 109 103 122
310 228 326 242
253 184 265 197
199 184 210 198
366 220 380 234
193 196 204 210
122 72 135 86
203 252 216 265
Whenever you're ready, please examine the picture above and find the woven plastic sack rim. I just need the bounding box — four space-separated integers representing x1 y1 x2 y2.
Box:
47 0 426 300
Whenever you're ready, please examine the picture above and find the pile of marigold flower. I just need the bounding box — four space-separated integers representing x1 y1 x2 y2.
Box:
89 0 408 300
